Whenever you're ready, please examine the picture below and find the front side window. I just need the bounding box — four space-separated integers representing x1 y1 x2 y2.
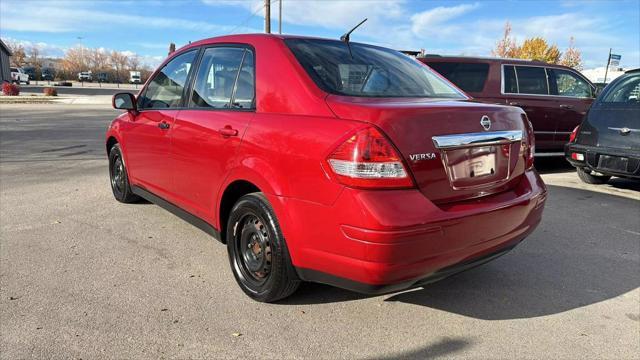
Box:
514 66 549 95
426 62 490 93
601 73 640 104
139 50 197 109
285 39 465 99
551 69 592 98
190 47 255 109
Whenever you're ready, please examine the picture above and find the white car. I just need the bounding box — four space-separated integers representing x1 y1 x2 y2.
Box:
10 67 30 84
78 71 93 82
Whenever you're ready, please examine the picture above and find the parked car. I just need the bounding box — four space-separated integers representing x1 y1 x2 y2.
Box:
10 67 30 84
565 68 640 183
419 56 597 154
23 67 37 81
106 34 546 302
97 72 110 83
41 68 55 81
129 71 142 84
78 71 93 82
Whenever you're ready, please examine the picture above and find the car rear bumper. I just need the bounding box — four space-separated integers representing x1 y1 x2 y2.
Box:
564 143 640 178
273 169 547 294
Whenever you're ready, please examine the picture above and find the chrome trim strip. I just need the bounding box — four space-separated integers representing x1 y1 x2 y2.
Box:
609 127 640 133
534 152 565 157
432 130 523 149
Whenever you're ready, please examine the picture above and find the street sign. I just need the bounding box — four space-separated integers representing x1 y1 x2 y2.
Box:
609 54 621 69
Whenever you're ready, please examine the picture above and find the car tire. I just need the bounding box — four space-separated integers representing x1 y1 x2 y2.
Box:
227 193 300 302
577 167 611 184
108 143 140 203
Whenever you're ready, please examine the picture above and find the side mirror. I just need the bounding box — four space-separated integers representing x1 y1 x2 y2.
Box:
113 92 137 111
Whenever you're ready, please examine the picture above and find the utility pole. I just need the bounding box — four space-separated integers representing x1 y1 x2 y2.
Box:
603 48 612 84
278 0 282 34
264 0 271 34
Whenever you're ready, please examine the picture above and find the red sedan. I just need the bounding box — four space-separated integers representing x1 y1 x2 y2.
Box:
106 34 546 302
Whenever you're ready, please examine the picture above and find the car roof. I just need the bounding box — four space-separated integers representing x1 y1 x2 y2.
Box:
418 55 579 70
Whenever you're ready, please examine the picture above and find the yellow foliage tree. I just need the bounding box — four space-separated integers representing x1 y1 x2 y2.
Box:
517 37 561 63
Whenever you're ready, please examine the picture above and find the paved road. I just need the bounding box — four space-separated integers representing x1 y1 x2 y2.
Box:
19 84 139 96
1 104 638 359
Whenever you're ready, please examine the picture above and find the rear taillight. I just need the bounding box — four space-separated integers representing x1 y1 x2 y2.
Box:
569 125 580 143
522 115 535 169
326 127 414 189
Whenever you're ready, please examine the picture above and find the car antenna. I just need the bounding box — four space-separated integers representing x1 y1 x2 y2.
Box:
340 18 367 58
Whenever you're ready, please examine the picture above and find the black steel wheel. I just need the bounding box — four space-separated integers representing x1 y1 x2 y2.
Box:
108 143 140 203
227 193 300 302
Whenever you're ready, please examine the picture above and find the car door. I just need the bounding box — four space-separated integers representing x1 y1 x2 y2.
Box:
170 46 255 221
503 65 557 151
547 67 595 145
124 49 198 198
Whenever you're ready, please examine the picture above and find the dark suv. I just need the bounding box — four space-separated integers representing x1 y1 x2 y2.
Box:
420 56 597 153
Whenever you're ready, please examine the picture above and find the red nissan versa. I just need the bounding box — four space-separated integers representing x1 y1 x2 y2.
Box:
106 34 547 302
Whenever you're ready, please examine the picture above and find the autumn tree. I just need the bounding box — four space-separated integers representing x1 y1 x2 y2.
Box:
491 22 518 58
5 40 27 67
518 37 561 63
88 48 110 73
110 50 129 83
560 36 583 70
128 54 141 71
61 46 85 76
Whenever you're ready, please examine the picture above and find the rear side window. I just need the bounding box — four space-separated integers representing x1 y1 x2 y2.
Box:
285 39 465 99
601 73 640 104
139 50 198 109
190 47 254 109
550 69 593 98
503 65 518 93
514 66 548 95
426 62 489 92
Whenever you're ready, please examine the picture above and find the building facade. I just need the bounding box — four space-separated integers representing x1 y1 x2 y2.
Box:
0 39 12 83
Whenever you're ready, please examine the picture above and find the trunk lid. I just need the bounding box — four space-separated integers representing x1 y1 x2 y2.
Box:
326 96 529 204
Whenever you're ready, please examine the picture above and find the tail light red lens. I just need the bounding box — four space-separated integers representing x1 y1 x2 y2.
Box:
326 127 414 189
569 125 580 143
522 115 535 169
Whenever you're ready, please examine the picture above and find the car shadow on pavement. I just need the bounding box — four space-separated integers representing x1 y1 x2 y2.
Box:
362 337 472 360
286 185 639 320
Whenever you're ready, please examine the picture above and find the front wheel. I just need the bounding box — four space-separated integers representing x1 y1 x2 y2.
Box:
227 193 300 302
108 143 140 203
577 167 611 184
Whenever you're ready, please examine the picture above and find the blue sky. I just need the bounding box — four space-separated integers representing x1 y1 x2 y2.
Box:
1 0 638 69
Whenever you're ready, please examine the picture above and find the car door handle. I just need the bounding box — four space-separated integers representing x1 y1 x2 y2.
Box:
219 126 238 137
560 104 574 109
158 122 170 130
508 102 521 106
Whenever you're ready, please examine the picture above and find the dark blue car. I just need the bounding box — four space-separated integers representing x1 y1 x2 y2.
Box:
565 69 640 184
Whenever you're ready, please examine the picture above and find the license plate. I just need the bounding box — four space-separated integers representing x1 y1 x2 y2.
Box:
598 155 628 172
442 144 511 189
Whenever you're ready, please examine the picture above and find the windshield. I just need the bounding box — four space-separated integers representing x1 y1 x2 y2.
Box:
285 39 466 98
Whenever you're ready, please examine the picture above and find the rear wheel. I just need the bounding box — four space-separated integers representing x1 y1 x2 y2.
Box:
108 143 140 203
227 193 300 302
577 167 611 184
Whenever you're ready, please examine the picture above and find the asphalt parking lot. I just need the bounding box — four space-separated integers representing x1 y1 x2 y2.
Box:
1 104 638 359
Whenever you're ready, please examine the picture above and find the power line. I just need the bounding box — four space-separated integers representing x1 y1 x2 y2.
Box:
228 1 273 35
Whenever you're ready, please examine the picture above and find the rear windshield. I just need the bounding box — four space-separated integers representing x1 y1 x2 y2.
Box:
285 39 465 99
601 73 640 104
425 62 489 93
